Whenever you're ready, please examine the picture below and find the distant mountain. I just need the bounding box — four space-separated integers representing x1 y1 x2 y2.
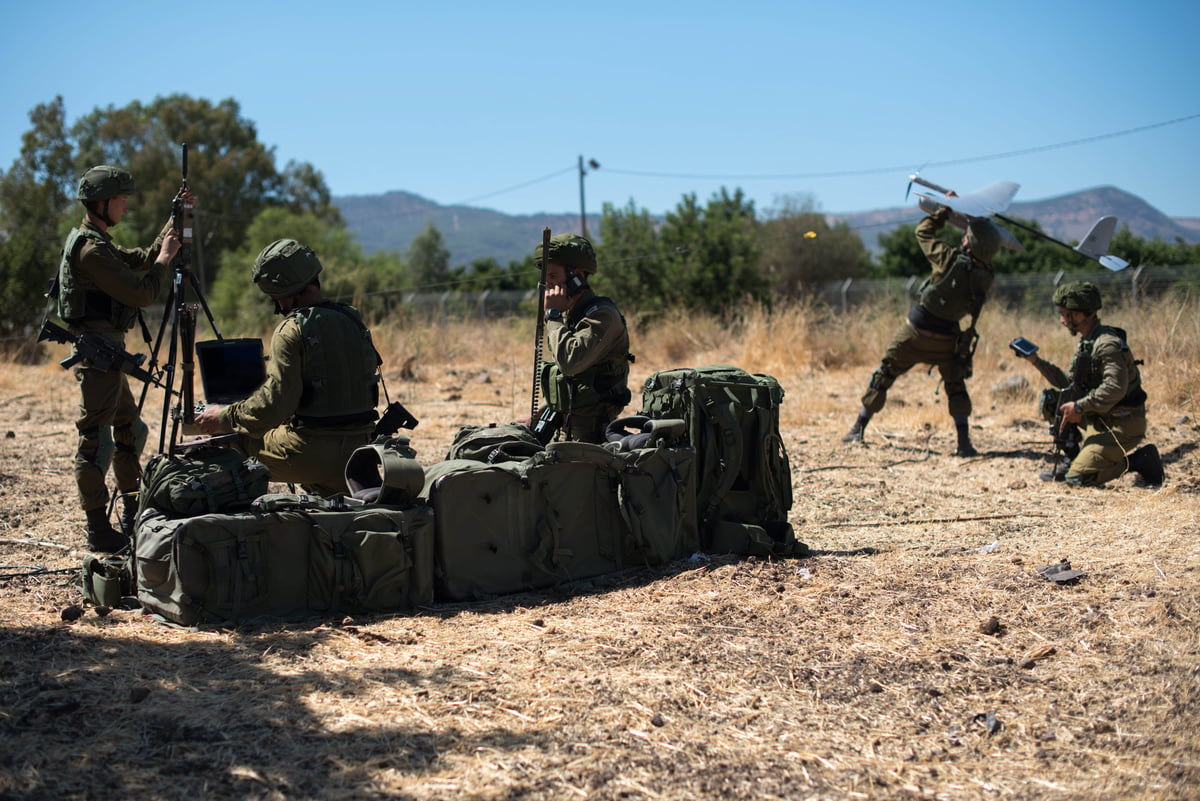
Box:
335 191 600 267
334 186 1197 267
831 186 1200 254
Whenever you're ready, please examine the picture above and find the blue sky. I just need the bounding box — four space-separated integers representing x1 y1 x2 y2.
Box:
3 0 1198 221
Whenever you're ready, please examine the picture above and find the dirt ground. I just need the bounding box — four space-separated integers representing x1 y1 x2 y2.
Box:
1 355 1197 801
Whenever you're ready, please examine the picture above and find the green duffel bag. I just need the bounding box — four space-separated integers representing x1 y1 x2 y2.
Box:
421 442 625 601
135 504 434 626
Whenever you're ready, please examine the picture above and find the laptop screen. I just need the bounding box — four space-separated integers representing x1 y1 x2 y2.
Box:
195 339 267 404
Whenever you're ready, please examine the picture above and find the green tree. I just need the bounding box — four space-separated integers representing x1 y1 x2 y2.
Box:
448 256 531 292
68 94 340 287
407 220 451 290
759 193 871 292
0 94 339 340
1109 227 1200 267
875 221 952 277
0 97 74 345
596 200 663 309
658 188 765 315
208 207 407 334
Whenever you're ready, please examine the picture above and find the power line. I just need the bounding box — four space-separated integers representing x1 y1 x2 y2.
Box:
448 166 575 207
600 113 1200 181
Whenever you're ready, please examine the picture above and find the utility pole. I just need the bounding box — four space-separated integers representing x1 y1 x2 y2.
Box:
579 155 599 238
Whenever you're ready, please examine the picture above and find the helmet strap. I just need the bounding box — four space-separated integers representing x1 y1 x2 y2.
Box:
86 200 116 228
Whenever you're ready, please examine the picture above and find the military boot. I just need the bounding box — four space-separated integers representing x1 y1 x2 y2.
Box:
85 507 129 553
954 422 978 457
841 410 871 444
1039 457 1071 482
1127 444 1164 486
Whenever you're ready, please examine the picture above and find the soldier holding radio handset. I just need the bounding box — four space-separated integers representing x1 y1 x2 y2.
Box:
1013 282 1163 486
535 233 633 444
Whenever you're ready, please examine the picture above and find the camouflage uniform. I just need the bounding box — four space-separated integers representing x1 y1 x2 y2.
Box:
846 207 999 455
58 203 170 520
542 288 632 443
536 233 632 444
217 242 379 496
1031 282 1160 486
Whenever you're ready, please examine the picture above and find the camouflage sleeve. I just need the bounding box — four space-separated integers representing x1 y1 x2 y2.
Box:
76 230 167 308
1075 336 1130 415
546 303 626 377
220 318 305 436
1031 357 1070 389
914 208 956 281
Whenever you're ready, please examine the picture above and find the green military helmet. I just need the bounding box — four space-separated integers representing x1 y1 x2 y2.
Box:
1053 281 1102 314
76 165 135 202
534 233 598 274
252 239 324 299
966 217 1001 262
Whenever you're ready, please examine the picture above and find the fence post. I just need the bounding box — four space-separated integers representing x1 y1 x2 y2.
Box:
1131 265 1144 309
839 278 853 314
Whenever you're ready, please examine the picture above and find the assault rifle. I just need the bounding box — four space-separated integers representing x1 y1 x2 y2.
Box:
39 320 167 389
531 227 551 422
1046 384 1083 464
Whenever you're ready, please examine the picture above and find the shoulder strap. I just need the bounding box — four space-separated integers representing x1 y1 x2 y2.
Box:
694 383 744 526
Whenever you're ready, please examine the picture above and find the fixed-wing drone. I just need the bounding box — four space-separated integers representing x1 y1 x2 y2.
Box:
906 173 1130 271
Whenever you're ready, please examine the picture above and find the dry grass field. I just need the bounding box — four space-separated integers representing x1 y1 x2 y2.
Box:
1 294 1197 800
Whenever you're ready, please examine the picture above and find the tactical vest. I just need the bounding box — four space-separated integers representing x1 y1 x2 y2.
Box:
542 296 633 416
1069 325 1147 408
290 303 380 427
57 227 139 329
918 251 993 325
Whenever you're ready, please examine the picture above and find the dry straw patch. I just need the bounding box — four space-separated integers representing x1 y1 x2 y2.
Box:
1 294 1197 800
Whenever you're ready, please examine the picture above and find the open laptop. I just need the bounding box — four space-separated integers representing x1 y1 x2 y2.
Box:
194 338 267 404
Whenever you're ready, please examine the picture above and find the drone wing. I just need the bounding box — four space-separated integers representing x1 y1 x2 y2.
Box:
916 195 1025 252
916 180 1020 218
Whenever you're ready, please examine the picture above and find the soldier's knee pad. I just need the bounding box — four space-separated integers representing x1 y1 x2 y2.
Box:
868 366 895 392
77 426 114 473
114 419 149 456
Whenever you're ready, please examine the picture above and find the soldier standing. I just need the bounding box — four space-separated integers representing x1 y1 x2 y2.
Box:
59 165 185 551
536 233 633 444
1015 281 1163 486
195 239 380 495
842 205 1001 456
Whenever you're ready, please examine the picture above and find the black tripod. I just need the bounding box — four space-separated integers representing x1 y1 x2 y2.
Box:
137 143 222 455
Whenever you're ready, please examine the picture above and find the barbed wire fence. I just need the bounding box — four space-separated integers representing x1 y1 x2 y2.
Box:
813 264 1200 315
327 264 1200 324
9 264 1196 347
